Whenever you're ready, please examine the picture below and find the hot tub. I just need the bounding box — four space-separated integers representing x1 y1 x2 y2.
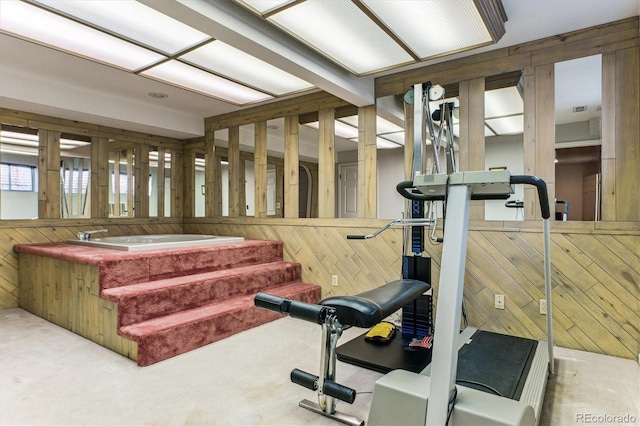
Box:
66 234 244 251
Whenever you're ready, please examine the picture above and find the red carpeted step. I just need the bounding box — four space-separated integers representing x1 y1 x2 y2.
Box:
98 240 284 290
119 282 321 366
102 261 302 327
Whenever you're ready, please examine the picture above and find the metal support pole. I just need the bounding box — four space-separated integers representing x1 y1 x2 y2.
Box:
425 184 471 426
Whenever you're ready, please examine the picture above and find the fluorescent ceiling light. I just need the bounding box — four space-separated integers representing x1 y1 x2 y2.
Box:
362 0 493 58
268 0 413 74
142 60 273 105
485 87 523 118
33 0 209 55
376 137 402 149
0 1 163 71
239 0 294 14
485 116 524 135
181 41 313 95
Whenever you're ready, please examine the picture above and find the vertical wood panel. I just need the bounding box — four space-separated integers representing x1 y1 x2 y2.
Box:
228 126 240 217
318 108 335 218
404 102 414 180
171 149 184 218
254 121 268 218
91 137 109 218
205 127 216 217
136 143 150 218
284 116 299 218
358 105 377 218
182 147 195 218
601 53 617 221
614 47 640 221
522 67 538 220
534 63 556 219
450 78 482 204
38 129 61 219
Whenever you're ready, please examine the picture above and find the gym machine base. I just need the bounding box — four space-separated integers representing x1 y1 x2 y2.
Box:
369 170 554 426
254 279 431 426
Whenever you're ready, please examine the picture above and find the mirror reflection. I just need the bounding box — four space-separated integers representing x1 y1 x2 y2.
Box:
555 54 602 221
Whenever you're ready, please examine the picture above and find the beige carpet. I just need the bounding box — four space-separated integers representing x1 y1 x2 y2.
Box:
1 308 638 425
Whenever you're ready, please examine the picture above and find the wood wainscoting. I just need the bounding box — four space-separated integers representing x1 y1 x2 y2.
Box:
18 254 137 362
185 218 639 360
0 219 183 310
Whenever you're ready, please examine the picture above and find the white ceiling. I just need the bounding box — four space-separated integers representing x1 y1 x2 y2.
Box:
0 0 638 148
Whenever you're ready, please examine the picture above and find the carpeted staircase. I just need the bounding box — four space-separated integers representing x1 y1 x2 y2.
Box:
98 240 320 366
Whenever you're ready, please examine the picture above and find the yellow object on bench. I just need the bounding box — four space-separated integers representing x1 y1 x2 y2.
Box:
365 321 396 343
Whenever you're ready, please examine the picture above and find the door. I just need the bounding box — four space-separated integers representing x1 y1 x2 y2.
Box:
339 163 358 218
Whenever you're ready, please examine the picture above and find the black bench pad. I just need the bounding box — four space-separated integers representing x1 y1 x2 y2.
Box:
319 279 430 328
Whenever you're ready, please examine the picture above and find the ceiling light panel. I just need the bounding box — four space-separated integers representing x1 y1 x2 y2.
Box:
0 1 163 71
362 0 493 58
268 0 413 74
237 0 295 14
181 41 314 95
33 0 209 55
142 60 273 105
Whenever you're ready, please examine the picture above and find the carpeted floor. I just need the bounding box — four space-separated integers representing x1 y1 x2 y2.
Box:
1 308 638 425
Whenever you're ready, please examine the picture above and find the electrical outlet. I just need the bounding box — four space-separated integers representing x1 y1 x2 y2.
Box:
331 275 339 287
540 299 547 315
495 294 505 309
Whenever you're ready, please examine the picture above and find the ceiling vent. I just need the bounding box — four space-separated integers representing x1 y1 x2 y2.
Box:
573 105 588 113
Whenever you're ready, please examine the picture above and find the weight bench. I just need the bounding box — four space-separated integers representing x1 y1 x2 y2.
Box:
254 278 431 426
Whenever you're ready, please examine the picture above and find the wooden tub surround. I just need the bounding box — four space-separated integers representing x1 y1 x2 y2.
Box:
15 240 320 366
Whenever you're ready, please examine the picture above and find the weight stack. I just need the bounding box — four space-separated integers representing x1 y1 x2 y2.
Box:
401 255 433 338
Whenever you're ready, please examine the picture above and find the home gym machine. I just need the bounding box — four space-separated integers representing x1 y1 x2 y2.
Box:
254 170 554 426
369 170 554 426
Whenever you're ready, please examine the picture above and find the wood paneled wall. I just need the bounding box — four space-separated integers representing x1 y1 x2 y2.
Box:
19 254 137 361
185 218 639 360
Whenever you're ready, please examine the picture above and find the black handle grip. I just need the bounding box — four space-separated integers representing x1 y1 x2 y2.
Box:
255 293 332 325
346 235 365 240
396 181 436 201
323 380 357 404
291 368 317 390
510 175 551 219
288 300 331 325
254 292 291 314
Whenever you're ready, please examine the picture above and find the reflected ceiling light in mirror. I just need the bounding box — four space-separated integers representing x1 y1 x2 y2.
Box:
304 121 360 140
485 116 524 135
0 1 164 71
379 132 404 145
181 41 314 95
485 86 523 118
33 0 209 55
267 0 413 74
142 60 273 104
